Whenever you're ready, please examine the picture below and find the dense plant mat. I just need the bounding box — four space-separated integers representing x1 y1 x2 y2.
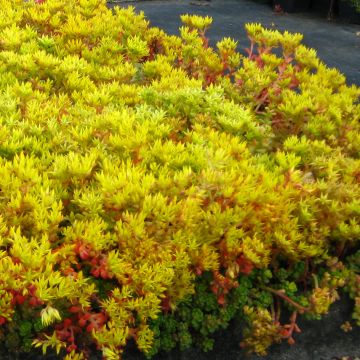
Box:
0 0 359 359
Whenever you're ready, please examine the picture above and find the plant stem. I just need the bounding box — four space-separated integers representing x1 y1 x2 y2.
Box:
261 286 309 313
312 274 319 289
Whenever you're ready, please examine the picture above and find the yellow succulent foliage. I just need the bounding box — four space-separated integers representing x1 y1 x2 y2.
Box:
0 0 358 359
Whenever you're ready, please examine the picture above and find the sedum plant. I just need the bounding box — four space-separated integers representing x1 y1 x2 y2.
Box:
0 1 359 359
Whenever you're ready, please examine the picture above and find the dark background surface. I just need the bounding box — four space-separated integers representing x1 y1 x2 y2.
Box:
109 0 360 86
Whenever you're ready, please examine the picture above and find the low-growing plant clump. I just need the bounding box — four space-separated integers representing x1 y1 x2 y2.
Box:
0 1 359 359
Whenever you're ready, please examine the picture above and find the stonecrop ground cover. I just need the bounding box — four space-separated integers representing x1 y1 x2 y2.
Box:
0 0 359 359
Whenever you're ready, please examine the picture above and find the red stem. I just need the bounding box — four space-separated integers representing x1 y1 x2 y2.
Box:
262 286 309 314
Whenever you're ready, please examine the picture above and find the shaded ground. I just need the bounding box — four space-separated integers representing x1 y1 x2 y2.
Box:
109 0 360 86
